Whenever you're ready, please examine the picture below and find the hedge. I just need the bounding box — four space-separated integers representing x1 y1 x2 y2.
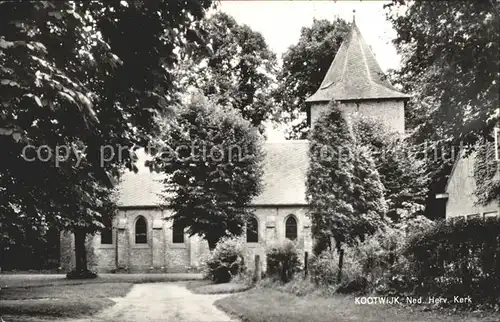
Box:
404 217 500 307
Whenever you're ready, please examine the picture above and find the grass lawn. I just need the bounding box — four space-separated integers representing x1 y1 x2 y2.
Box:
215 287 500 322
0 273 202 320
0 272 202 289
0 282 132 319
186 279 253 294
0 282 132 300
0 298 115 318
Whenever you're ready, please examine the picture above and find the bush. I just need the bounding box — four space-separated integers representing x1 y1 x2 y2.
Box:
255 275 326 297
231 269 259 285
403 217 500 308
353 227 405 281
394 213 434 239
309 248 363 288
342 217 432 285
266 240 301 283
204 236 247 283
309 225 412 293
336 276 368 294
373 273 417 296
309 250 337 285
305 216 435 296
277 277 319 296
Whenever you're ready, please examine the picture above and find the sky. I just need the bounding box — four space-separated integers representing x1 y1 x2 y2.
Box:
217 0 402 141
218 0 400 71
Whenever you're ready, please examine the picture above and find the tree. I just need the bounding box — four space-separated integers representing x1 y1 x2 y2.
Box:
149 94 264 250
386 0 500 213
351 144 388 235
352 117 429 221
274 18 350 139
474 136 500 206
306 103 386 255
0 0 213 276
176 12 278 132
0 0 115 276
387 0 499 145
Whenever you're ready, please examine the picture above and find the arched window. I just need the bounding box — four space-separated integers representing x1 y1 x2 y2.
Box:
100 214 113 244
172 221 184 244
246 216 258 243
135 216 147 244
285 216 297 241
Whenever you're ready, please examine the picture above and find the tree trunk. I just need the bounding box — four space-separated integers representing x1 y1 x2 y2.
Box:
304 251 309 279
74 228 88 272
207 236 219 251
337 244 344 284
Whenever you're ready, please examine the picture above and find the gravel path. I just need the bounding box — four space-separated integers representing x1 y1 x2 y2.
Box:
70 283 238 322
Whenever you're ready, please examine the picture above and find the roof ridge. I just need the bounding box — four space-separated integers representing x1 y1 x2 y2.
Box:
340 39 349 86
357 27 373 83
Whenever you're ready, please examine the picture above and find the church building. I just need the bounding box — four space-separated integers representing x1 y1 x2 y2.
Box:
60 20 409 273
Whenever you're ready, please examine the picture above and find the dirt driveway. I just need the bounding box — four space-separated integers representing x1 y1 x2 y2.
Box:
71 282 238 322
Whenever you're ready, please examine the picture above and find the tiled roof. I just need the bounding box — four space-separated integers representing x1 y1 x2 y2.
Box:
306 24 409 102
253 140 308 205
115 151 166 207
116 141 309 207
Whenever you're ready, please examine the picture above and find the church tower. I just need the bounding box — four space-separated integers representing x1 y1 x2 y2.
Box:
306 13 409 133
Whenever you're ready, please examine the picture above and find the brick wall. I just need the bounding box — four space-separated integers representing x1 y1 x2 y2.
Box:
245 206 312 272
60 205 313 273
310 99 405 134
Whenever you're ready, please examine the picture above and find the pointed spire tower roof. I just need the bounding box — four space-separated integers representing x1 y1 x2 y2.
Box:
306 14 409 103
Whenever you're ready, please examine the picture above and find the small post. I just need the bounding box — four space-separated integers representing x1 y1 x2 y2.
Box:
388 244 395 266
114 227 118 270
304 251 309 278
496 236 500 280
0 222 3 273
254 254 261 283
337 248 344 283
